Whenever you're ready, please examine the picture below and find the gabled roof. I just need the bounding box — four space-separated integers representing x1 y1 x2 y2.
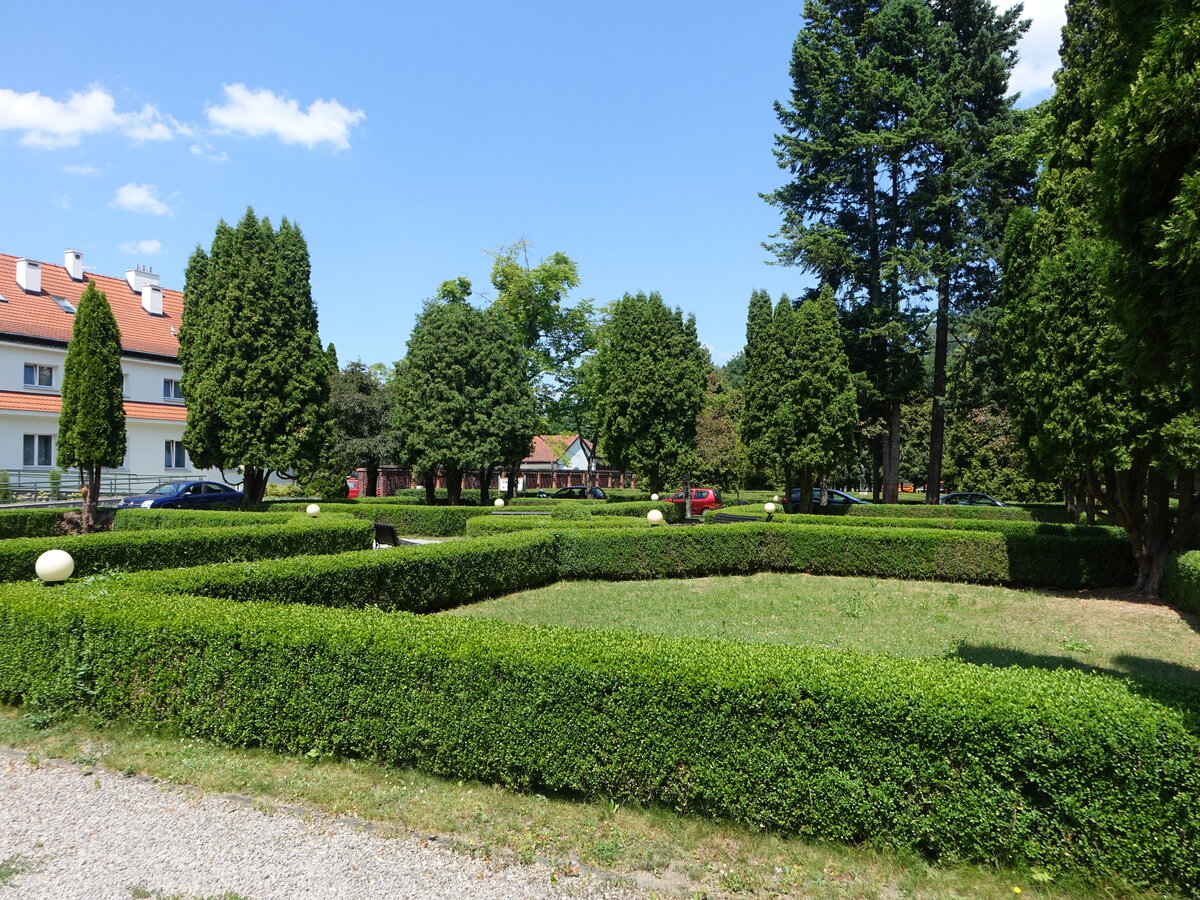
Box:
523 434 594 466
0 390 187 422
0 253 182 359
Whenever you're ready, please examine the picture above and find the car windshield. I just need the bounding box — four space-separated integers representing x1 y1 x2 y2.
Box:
147 482 187 496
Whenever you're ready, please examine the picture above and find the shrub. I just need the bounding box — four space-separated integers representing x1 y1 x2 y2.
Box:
0 582 1195 894
113 509 302 530
1164 551 1200 614
550 503 593 521
0 519 373 581
465 515 653 537
0 508 62 539
796 503 1075 523
555 524 1132 587
702 509 1122 539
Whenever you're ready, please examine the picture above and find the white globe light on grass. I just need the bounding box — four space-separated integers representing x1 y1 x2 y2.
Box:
36 549 74 584
650 493 659 501
647 509 664 526
306 503 321 517
773 495 781 503
494 498 505 508
764 502 777 514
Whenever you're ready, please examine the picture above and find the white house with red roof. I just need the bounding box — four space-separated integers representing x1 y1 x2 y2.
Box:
523 434 596 473
0 249 211 487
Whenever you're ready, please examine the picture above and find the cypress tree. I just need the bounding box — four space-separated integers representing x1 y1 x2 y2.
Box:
179 208 332 503
57 280 126 532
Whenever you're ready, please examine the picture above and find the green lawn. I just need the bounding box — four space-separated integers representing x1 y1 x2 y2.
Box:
443 572 1200 694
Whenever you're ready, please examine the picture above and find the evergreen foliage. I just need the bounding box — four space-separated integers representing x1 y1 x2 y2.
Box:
179 209 333 504
326 357 394 498
56 280 126 532
590 292 707 494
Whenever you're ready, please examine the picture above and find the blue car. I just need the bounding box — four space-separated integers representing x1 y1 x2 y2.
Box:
118 480 245 509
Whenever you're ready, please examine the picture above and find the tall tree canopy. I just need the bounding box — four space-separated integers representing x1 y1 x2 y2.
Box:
590 291 707 494
326 357 395 498
179 208 333 503
392 279 536 504
56 280 126 532
1001 0 1200 593
764 0 1029 502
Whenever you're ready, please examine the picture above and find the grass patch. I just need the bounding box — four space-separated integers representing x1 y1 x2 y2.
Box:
443 573 1200 692
0 707 1182 900
0 853 35 888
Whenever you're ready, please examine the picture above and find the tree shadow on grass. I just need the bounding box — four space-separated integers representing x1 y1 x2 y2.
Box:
949 644 1200 735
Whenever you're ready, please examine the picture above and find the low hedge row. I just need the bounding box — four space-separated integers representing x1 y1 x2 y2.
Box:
113 509 305 530
466 515 654 537
704 509 1123 539
1164 551 1200 614
0 519 373 582
792 503 1075 523
0 582 1194 893
0 508 62 539
555 523 1132 587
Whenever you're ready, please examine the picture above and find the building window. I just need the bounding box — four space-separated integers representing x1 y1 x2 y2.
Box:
23 434 53 467
23 364 54 388
163 378 184 401
165 440 187 469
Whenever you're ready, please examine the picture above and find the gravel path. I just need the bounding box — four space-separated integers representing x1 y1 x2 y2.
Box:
0 750 643 900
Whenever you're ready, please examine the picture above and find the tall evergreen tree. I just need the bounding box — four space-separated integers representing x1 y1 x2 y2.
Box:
56 280 126 532
327 357 395 498
591 292 707 495
179 208 332 503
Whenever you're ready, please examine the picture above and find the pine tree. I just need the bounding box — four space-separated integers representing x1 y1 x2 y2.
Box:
179 208 332 503
56 280 126 532
591 292 707 495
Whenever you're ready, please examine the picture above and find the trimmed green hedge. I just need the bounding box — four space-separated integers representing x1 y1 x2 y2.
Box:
0 508 62 539
0 519 373 581
113 509 306 530
704 509 1123 539
0 582 1195 894
1164 551 1200 614
791 503 1075 523
466 514 654 537
556 523 1132 587
272 502 495 536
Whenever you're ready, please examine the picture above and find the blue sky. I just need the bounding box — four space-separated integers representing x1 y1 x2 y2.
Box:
1 0 1065 368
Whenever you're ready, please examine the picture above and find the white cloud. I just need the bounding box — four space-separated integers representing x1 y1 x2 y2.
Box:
0 85 177 148
111 183 174 216
52 195 70 209
63 163 100 176
190 142 230 162
119 239 163 255
1011 0 1068 100
206 84 365 150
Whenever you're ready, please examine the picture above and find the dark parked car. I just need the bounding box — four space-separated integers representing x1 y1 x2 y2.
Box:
940 492 1005 507
118 480 245 509
538 485 607 500
790 488 872 506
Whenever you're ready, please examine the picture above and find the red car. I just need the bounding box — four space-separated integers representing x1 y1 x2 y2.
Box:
662 488 723 513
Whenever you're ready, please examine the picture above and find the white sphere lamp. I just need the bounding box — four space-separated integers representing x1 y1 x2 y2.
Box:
647 509 664 526
494 498 505 507
773 495 781 503
764 502 777 514
650 493 660 501
36 549 75 584
306 503 321 517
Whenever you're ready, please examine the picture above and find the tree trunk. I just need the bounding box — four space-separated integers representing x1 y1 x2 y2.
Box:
871 434 883 503
445 464 463 505
79 465 97 533
782 462 794 514
505 461 522 500
798 468 814 514
683 471 693 520
927 273 949 504
365 464 378 499
424 468 437 505
242 466 270 505
883 401 901 504
479 465 493 505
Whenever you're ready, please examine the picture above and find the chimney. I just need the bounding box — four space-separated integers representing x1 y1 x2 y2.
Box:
125 264 160 295
141 283 163 316
64 249 84 281
15 259 42 293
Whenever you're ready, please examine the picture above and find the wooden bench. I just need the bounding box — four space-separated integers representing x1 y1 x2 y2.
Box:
373 522 401 548
712 512 768 524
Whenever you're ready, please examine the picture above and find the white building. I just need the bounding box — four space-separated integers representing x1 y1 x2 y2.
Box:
0 250 211 489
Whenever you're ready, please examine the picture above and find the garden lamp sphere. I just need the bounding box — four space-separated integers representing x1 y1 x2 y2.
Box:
764 502 777 514
36 549 74 584
647 509 664 525
650 493 660 501
494 498 505 507
306 503 321 517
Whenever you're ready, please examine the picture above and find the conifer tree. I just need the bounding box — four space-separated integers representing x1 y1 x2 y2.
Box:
591 292 706 495
57 280 126 532
179 208 332 503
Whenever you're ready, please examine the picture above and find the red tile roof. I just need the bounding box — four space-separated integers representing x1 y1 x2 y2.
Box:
0 391 187 422
0 253 182 359
524 434 591 465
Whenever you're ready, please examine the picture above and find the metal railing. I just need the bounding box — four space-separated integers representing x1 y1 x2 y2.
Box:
0 470 175 502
